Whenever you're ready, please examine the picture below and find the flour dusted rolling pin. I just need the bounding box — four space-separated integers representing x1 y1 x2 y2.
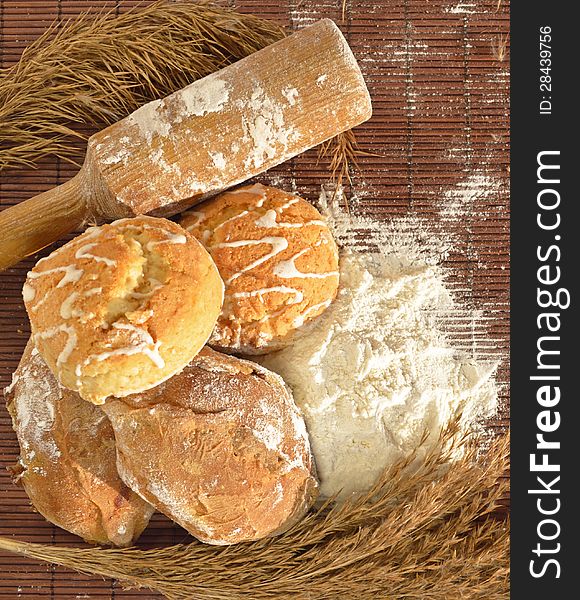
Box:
0 19 371 271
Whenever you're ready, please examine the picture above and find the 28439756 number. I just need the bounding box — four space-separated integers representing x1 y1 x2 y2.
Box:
539 26 551 93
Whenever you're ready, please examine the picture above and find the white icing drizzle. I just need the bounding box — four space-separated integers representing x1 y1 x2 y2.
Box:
204 186 271 237
198 186 336 334
254 210 285 228
254 209 326 229
24 221 185 392
84 287 102 297
120 223 188 250
275 197 300 212
258 306 290 324
35 325 78 367
231 285 304 305
293 299 333 328
273 248 339 280
81 341 165 372
145 231 187 251
213 237 289 284
75 363 82 381
187 185 269 240
227 183 267 199
27 264 83 287
60 292 79 319
75 243 117 267
22 283 35 302
28 293 45 312
79 321 165 378
112 322 155 344
30 295 50 313
213 210 250 233
182 210 207 230
129 278 163 300
34 228 101 269
27 265 84 313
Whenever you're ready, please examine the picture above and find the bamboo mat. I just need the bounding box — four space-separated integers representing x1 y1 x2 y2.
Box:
0 0 509 597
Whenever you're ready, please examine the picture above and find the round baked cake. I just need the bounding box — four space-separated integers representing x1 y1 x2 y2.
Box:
23 216 224 404
180 183 339 354
5 340 154 546
102 347 318 545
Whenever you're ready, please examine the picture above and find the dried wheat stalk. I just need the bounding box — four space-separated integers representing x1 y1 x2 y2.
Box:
0 1 285 171
492 33 509 62
0 425 509 599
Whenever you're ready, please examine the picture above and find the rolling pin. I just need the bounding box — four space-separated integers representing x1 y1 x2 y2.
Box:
0 19 371 271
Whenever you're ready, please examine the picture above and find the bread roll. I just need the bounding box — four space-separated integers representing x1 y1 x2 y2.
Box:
4 340 154 546
180 184 339 354
23 216 224 404
102 347 318 545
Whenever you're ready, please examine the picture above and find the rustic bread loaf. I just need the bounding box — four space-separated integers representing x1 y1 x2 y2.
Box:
180 183 339 354
102 347 318 545
4 340 154 546
23 216 224 403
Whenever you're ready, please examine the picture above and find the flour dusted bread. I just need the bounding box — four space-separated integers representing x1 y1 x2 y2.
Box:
102 347 318 545
23 216 224 403
4 341 154 546
180 183 339 354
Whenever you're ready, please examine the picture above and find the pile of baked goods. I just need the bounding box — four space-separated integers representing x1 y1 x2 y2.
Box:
5 183 339 546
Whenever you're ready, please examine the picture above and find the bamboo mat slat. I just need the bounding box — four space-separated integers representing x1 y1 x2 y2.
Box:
0 0 509 597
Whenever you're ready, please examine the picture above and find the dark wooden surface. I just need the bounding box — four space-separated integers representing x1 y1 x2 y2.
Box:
0 0 509 597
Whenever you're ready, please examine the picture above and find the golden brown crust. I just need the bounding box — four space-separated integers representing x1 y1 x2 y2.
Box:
4 340 154 546
23 216 224 403
102 347 318 545
180 184 339 354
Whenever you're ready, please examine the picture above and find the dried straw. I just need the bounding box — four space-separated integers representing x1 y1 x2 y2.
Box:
492 33 509 62
319 130 359 191
0 1 286 171
0 424 509 599
317 129 382 211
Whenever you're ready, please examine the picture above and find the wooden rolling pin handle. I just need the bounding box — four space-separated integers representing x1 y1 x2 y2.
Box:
0 173 90 271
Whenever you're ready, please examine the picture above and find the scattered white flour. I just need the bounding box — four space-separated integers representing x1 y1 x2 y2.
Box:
239 86 300 170
252 422 284 452
127 99 171 144
282 87 299 106
179 76 229 118
9 360 62 463
209 151 226 170
259 189 498 499
446 2 477 14
440 171 502 222
126 75 230 144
